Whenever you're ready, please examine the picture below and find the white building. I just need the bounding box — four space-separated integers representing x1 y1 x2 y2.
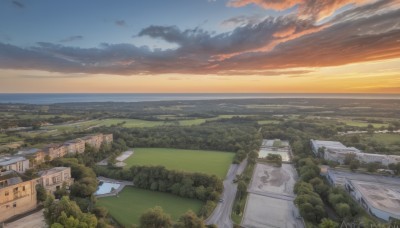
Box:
0 156 29 173
310 139 399 166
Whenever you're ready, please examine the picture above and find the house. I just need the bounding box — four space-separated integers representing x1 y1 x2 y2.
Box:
17 148 45 165
0 155 29 173
0 171 38 222
43 144 67 161
38 167 73 194
64 139 85 154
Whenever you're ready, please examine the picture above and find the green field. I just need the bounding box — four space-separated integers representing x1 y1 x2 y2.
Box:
98 187 203 227
367 133 400 145
258 120 280 125
125 148 234 178
341 120 388 128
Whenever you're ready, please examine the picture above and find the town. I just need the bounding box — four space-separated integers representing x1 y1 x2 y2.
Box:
0 133 113 223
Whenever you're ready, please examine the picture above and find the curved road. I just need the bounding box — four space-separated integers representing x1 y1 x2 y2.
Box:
205 159 248 228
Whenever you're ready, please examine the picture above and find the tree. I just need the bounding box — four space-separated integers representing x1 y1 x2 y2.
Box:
36 184 47 202
335 203 351 218
344 153 356 165
319 218 338 228
366 162 380 173
139 206 172 228
349 160 360 171
175 210 205 228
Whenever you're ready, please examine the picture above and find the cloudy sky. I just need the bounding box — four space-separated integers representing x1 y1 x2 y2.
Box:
0 0 399 93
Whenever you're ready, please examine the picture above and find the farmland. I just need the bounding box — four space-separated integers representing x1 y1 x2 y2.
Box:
98 187 203 227
125 148 234 178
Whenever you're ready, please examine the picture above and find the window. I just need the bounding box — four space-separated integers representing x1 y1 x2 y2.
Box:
6 205 9 208
13 187 18 193
5 191 9 196
22 186 26 191
13 202 16 208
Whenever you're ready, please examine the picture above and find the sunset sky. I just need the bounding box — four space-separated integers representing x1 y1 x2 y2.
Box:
0 0 399 93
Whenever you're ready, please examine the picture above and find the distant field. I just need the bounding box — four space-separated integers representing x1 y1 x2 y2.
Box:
258 120 280 125
44 115 251 131
125 148 234 178
367 133 400 145
341 120 388 128
98 187 203 227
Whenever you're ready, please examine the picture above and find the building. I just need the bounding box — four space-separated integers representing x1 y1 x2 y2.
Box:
43 144 67 160
0 171 38 222
326 169 400 221
0 155 29 173
17 148 45 165
64 139 85 154
38 167 73 194
103 134 113 144
310 139 399 165
82 134 104 149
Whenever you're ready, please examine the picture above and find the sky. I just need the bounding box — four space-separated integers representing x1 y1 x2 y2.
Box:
0 0 399 93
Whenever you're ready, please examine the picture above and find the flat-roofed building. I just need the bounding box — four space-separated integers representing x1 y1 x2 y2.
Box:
17 148 45 165
346 179 400 221
326 168 400 221
311 139 399 166
0 171 38 222
64 139 85 154
38 167 73 194
0 155 29 173
43 144 67 160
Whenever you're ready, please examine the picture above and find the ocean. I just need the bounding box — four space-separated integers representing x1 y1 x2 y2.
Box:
0 93 398 104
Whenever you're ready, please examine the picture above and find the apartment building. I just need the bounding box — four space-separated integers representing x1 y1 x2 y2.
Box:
0 155 29 173
38 167 73 194
17 148 45 165
64 139 85 154
43 144 67 161
0 171 38 222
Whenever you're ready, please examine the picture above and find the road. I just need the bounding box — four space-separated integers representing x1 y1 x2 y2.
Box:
205 159 248 228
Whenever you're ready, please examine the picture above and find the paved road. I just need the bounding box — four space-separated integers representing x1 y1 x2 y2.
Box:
205 159 248 228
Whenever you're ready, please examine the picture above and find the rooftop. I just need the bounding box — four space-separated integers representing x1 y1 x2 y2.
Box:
351 180 400 216
0 155 27 166
17 148 41 156
0 171 23 189
311 140 348 150
38 167 70 177
328 169 400 187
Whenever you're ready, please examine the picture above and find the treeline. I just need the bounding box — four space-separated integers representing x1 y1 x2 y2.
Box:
294 157 366 227
97 121 261 163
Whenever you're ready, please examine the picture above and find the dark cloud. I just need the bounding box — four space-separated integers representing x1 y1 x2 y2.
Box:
59 35 84 43
115 20 126 27
12 0 25 9
0 0 399 76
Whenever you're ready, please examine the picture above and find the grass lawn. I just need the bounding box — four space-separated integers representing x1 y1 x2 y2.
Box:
125 148 234 178
98 187 203 227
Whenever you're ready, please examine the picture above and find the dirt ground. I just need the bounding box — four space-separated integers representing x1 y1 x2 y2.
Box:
249 163 297 195
4 209 46 228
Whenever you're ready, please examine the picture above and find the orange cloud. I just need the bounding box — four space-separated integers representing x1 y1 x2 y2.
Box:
228 0 372 21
